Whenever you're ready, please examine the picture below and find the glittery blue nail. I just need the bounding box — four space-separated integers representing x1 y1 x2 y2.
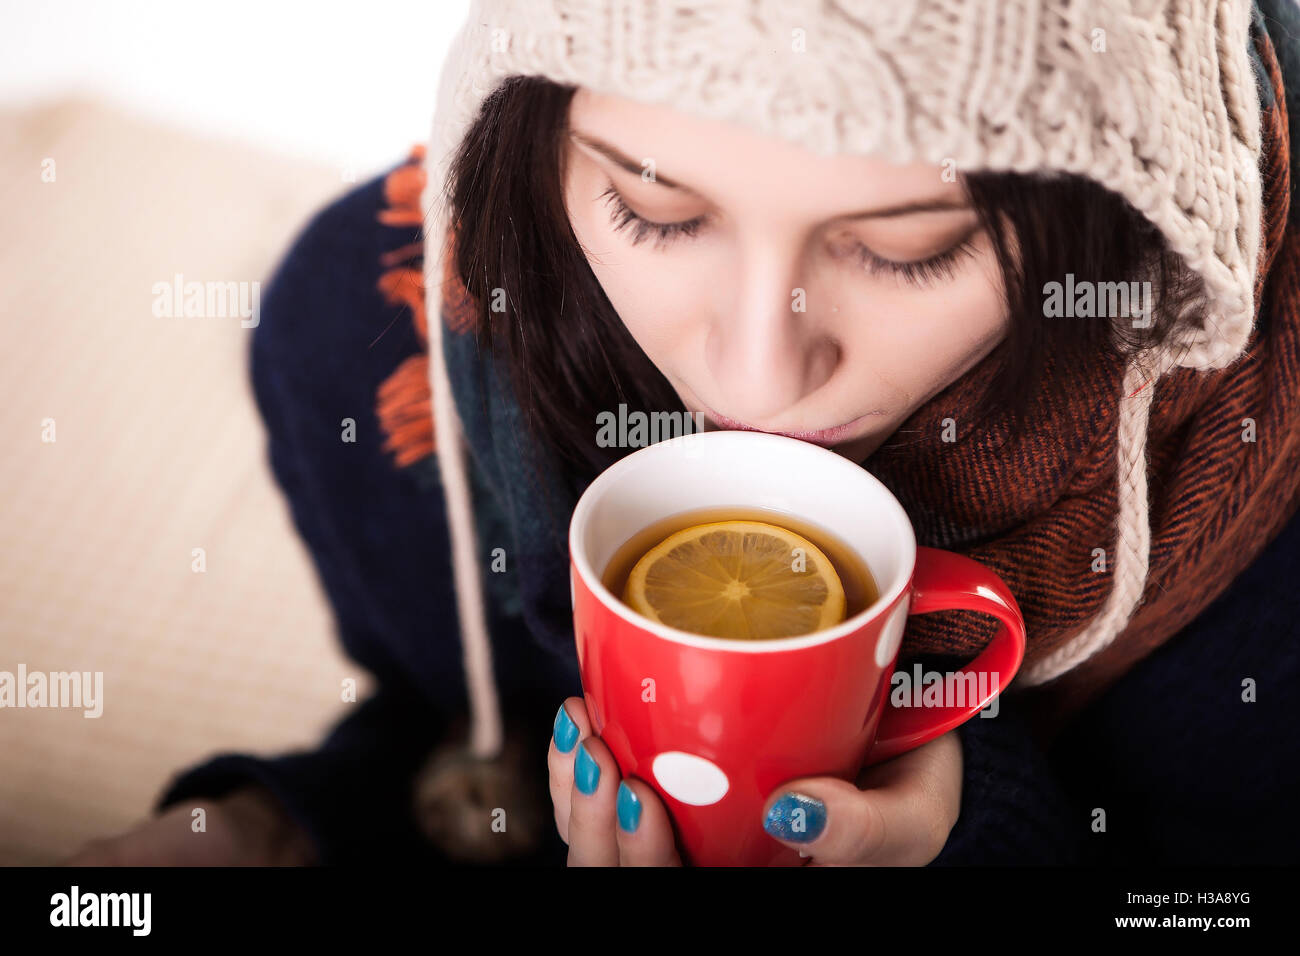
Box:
763 792 827 843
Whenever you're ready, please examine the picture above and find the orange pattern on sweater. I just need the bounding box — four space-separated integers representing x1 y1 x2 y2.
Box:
375 144 483 470
374 146 433 469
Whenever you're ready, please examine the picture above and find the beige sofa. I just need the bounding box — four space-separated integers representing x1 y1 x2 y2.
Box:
0 98 374 863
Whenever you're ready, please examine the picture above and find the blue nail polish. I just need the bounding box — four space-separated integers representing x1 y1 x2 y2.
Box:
763 792 827 843
553 704 578 753
617 781 642 833
574 742 601 795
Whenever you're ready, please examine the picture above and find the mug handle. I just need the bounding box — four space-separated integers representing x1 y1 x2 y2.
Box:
864 546 1026 765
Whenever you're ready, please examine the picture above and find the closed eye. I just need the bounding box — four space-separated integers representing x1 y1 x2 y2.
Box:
598 179 978 287
853 230 979 286
599 182 707 248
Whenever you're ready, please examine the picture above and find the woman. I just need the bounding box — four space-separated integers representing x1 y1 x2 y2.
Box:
68 0 1300 866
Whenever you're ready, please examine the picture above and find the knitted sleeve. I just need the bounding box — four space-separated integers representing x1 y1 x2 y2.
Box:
929 681 1089 866
152 168 468 864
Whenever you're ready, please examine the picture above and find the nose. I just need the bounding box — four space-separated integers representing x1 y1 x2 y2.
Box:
705 249 839 424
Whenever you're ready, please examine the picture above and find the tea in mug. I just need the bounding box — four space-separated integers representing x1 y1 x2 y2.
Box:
601 506 880 640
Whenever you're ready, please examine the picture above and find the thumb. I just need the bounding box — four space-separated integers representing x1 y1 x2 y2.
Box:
760 735 961 866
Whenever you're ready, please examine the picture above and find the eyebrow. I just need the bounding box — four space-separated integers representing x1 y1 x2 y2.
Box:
571 130 692 190
569 129 971 221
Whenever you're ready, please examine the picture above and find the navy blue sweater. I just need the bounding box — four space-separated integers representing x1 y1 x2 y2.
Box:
156 4 1300 865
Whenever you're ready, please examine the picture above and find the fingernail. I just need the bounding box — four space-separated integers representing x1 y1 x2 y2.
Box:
574 741 600 795
616 781 642 833
553 704 578 753
763 792 827 843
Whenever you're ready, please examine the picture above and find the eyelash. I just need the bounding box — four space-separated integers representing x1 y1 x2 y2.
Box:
598 181 977 287
599 183 707 247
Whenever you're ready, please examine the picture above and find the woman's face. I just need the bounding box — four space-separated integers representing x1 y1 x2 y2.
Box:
562 88 1010 463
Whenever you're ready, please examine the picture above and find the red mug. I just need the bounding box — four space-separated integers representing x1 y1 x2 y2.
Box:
568 430 1025 866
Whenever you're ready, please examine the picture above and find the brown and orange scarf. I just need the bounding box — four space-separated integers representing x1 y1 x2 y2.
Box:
370 23 1299 738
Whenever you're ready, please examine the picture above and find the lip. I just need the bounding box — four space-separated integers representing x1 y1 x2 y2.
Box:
701 405 882 448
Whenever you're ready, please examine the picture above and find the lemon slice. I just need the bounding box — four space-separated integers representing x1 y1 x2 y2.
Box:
622 519 846 640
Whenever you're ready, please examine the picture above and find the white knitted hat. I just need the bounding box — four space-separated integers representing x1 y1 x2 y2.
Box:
419 0 1267 757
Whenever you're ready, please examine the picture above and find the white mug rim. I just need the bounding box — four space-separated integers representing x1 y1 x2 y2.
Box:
568 430 917 654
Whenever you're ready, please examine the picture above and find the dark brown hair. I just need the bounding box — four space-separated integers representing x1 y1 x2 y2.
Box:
443 75 1206 488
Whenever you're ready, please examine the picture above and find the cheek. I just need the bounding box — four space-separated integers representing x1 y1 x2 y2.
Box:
840 260 1008 399
598 262 703 361
571 230 709 363
564 160 719 362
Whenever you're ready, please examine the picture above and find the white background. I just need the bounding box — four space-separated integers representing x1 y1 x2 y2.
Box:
0 0 469 178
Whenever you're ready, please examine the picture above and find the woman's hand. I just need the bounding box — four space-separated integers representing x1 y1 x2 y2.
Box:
762 728 963 866
548 698 683 865
548 696 962 866
59 784 319 866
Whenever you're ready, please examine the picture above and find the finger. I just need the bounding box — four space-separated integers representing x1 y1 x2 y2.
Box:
613 778 682 867
61 837 123 866
565 733 621 866
546 697 591 845
63 823 164 866
762 731 962 866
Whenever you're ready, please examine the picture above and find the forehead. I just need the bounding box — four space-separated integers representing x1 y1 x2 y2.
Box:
568 87 961 220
